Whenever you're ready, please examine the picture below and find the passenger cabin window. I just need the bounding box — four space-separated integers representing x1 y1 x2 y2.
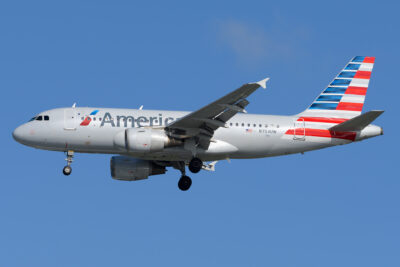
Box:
36 116 43 121
44 115 49 121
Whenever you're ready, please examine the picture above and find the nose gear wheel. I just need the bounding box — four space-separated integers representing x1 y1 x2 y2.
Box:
63 150 74 176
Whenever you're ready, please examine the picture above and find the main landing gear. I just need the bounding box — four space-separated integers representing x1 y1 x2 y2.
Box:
178 175 192 191
174 161 192 191
189 157 203 173
174 158 203 191
63 150 74 176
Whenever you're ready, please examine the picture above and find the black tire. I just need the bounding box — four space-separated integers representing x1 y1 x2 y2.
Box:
189 158 202 173
178 176 192 191
63 166 72 176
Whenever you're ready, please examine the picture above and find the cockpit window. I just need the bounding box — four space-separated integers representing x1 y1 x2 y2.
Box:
29 115 49 121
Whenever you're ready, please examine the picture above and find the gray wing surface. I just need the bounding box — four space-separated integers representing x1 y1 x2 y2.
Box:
165 77 269 149
329 110 384 132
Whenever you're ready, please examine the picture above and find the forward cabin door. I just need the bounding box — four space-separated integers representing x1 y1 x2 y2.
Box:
64 108 77 130
293 118 305 140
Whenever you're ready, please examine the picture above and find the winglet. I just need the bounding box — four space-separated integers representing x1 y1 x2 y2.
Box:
252 77 269 89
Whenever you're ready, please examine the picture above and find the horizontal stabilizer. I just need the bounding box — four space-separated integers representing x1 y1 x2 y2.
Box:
329 110 384 132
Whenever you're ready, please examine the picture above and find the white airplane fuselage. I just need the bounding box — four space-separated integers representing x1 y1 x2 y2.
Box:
11 56 384 191
13 107 382 162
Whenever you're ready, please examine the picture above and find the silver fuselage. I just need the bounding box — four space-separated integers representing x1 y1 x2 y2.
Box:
12 107 383 162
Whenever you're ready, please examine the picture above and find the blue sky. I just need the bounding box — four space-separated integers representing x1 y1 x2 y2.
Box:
0 1 398 266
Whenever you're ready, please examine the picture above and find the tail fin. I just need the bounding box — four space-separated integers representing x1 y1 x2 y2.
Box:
301 56 375 119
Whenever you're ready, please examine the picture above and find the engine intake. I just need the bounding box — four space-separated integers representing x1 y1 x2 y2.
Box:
113 128 181 153
110 156 166 181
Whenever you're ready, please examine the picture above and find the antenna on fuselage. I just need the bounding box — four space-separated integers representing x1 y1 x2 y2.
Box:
139 105 143 110
72 103 76 108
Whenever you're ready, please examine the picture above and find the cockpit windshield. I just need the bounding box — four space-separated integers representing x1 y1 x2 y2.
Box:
28 115 50 122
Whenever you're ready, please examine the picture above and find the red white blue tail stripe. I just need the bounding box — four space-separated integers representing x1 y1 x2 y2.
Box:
303 56 374 118
285 57 376 142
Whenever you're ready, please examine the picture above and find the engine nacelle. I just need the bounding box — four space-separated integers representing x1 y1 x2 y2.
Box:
110 156 166 181
113 128 181 153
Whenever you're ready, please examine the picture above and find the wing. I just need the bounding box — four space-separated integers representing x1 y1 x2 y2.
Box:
165 77 269 149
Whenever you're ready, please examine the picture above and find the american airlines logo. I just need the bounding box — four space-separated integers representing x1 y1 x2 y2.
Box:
80 110 99 126
80 110 178 128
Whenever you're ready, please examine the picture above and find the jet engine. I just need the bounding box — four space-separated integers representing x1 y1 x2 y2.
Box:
113 128 181 153
110 156 166 181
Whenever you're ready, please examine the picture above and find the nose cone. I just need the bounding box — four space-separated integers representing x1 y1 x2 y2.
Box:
13 124 31 145
13 125 25 143
13 122 47 148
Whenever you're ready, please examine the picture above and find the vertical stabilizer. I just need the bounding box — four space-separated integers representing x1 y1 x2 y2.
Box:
300 56 375 119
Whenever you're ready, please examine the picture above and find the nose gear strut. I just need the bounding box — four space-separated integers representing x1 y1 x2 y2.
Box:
63 150 74 176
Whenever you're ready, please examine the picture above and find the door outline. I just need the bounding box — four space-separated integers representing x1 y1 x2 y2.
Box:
64 108 77 130
293 118 305 141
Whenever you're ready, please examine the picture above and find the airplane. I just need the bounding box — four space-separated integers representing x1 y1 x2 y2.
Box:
13 56 383 191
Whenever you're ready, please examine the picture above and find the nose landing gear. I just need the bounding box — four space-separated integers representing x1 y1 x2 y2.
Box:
63 165 72 175
63 150 74 176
